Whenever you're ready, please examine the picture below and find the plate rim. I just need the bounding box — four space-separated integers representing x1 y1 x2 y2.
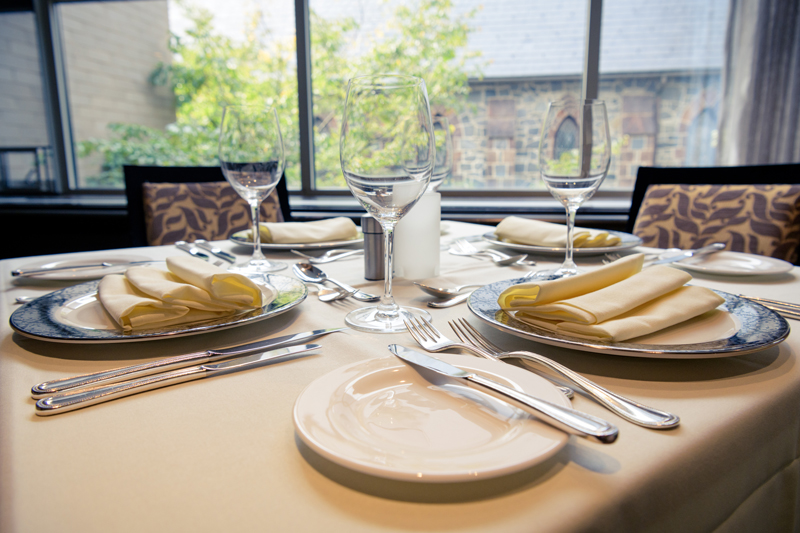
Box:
9 274 308 344
467 279 790 359
293 353 570 483
230 233 364 250
482 229 642 255
14 254 157 281
670 250 794 276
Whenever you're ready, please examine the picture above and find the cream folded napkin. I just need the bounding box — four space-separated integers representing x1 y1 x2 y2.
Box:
498 254 725 341
234 217 359 244
494 216 621 248
98 256 275 332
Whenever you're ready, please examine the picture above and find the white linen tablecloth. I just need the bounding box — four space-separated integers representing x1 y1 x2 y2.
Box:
1 221 798 532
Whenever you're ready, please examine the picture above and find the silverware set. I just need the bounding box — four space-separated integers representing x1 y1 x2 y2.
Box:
738 295 800 320
290 249 363 264
292 262 380 303
449 239 535 266
175 240 234 265
31 327 347 415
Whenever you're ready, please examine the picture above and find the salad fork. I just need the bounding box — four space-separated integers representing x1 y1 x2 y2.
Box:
448 318 680 429
404 317 574 398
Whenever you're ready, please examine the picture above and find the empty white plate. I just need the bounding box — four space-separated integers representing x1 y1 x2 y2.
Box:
668 251 793 276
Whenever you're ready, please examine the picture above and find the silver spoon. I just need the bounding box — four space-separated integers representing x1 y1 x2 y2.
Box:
414 282 482 298
292 263 380 302
317 288 350 302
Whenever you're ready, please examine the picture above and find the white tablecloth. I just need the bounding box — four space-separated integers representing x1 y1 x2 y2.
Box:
1 221 798 532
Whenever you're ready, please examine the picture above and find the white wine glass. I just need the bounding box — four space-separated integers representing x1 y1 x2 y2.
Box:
533 98 611 279
219 104 286 275
340 74 434 333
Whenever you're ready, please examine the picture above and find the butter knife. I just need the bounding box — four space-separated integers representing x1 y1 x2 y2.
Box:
193 240 237 263
389 344 619 444
35 344 321 416
12 261 154 277
31 327 347 398
648 242 725 266
175 241 209 260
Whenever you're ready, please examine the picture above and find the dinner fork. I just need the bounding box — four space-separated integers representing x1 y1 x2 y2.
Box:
448 318 680 429
290 249 363 264
404 317 574 398
450 239 535 266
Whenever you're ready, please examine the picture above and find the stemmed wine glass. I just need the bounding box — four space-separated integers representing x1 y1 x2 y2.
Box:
340 74 435 333
219 104 286 275
533 98 611 279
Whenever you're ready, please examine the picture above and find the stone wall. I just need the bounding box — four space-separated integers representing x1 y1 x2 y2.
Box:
446 72 722 191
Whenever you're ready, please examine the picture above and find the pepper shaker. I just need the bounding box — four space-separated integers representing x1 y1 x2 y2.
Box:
361 215 384 280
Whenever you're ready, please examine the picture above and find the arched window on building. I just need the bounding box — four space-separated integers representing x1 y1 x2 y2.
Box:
685 108 718 166
554 117 579 160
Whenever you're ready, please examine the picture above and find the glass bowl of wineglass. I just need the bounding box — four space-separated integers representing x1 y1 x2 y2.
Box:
340 74 435 333
532 98 611 280
219 104 286 275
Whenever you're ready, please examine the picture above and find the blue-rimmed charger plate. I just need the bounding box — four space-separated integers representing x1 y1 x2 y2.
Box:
10 274 307 344
467 279 789 358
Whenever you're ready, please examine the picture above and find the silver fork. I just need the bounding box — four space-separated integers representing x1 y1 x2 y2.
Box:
449 318 680 429
404 317 574 398
450 240 535 266
290 249 363 264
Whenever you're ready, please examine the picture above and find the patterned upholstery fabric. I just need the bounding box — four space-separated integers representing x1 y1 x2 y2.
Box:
632 184 800 263
143 182 284 246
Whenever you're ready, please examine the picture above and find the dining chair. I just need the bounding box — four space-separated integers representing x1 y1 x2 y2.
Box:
123 165 292 246
626 164 800 264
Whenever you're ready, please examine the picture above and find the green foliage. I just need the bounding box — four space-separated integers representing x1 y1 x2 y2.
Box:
79 0 482 189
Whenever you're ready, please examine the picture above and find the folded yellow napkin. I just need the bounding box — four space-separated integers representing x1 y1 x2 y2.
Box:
98 256 275 332
498 254 725 341
494 216 621 248
235 217 359 244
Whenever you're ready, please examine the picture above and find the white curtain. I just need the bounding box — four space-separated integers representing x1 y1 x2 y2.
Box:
718 0 800 165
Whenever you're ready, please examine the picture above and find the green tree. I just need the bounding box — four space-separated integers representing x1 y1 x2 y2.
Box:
79 0 481 189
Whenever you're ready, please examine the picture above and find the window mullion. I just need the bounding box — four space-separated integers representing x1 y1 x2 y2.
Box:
582 0 602 101
295 0 314 195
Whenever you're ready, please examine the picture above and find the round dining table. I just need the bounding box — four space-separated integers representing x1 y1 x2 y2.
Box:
1 221 798 532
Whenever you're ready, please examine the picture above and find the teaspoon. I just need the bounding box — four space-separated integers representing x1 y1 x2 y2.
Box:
414 282 481 298
292 263 380 302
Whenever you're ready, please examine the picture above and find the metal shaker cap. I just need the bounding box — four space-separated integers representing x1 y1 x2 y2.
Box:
361 215 383 234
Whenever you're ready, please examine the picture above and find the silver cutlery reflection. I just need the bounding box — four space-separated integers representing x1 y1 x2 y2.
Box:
292 263 380 302
36 344 321 416
11 261 154 277
31 327 347 398
450 239 533 266
291 249 364 264
448 318 680 429
193 240 237 263
738 295 800 320
175 241 210 260
427 291 475 308
647 242 725 266
414 282 481 298
389 344 618 444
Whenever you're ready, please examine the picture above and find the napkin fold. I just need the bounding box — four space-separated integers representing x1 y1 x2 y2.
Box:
498 254 725 341
98 256 275 332
234 217 359 244
494 216 621 248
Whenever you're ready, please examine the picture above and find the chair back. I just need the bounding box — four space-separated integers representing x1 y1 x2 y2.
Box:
627 165 800 263
124 165 291 246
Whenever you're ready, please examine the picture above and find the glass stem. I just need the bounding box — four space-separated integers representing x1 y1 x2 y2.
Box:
563 204 578 271
377 222 398 317
250 201 266 261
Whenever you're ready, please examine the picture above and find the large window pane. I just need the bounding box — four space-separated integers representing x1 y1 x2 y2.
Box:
598 0 730 188
309 0 586 191
64 0 299 189
0 10 55 193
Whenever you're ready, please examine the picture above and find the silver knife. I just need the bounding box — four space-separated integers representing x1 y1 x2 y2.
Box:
648 242 725 266
31 327 348 398
175 241 210 260
388 344 618 444
11 261 154 277
35 344 321 416
193 240 237 263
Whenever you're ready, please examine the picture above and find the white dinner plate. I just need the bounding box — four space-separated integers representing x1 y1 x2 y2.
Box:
662 251 794 276
10 274 307 343
467 279 789 358
482 230 642 255
13 254 156 281
230 232 363 251
294 353 570 483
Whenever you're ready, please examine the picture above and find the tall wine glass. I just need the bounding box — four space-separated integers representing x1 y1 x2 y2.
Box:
219 104 286 275
340 74 435 333
533 98 611 280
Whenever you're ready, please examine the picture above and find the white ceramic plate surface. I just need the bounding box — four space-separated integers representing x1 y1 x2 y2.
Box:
293 353 570 483
13 255 156 281
663 251 794 276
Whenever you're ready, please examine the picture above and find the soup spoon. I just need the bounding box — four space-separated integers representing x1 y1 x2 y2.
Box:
292 263 380 302
414 282 482 298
